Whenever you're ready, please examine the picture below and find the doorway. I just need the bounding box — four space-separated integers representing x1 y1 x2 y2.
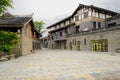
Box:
69 42 72 50
77 41 81 51
90 39 108 52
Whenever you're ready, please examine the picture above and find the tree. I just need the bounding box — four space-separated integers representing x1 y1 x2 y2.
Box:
0 0 13 15
34 21 46 34
0 31 19 54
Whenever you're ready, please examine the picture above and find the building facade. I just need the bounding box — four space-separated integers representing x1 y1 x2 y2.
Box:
40 36 49 48
0 14 41 55
47 4 120 52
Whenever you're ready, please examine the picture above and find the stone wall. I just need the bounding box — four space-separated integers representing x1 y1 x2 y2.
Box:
21 23 33 55
22 35 32 55
66 29 120 52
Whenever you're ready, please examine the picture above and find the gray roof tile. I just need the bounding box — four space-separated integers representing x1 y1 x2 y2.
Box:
0 17 32 25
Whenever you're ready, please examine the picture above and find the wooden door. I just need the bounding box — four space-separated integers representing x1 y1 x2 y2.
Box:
77 41 81 51
69 42 72 50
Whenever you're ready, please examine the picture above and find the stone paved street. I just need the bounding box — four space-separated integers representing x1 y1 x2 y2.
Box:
0 49 120 80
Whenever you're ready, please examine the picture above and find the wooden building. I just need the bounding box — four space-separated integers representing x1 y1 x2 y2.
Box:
0 13 41 55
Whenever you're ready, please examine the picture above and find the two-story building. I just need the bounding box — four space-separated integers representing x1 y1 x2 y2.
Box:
0 13 41 55
47 4 120 52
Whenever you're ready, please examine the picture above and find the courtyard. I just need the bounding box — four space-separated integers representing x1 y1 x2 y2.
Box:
0 49 120 80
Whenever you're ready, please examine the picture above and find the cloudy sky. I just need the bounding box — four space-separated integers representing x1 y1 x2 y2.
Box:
9 0 120 36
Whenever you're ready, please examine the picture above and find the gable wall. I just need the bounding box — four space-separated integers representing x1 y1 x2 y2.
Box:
21 23 33 55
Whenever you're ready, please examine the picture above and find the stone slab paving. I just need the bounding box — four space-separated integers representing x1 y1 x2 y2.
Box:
0 48 120 80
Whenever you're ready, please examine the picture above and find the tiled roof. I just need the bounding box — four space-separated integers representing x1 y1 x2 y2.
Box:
47 4 120 29
0 17 32 26
0 14 41 35
47 16 71 29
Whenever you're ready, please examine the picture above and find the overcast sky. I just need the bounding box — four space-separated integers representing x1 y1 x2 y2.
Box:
9 0 120 36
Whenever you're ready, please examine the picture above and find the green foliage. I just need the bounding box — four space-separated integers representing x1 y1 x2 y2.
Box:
0 31 19 54
0 0 13 15
34 21 46 34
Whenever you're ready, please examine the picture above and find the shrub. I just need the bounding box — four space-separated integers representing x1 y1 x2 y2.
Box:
0 31 19 55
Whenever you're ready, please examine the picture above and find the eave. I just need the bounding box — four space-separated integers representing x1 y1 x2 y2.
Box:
0 24 23 27
47 16 72 29
90 5 119 15
48 22 75 33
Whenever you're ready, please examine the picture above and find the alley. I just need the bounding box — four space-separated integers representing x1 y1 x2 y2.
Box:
0 49 120 80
